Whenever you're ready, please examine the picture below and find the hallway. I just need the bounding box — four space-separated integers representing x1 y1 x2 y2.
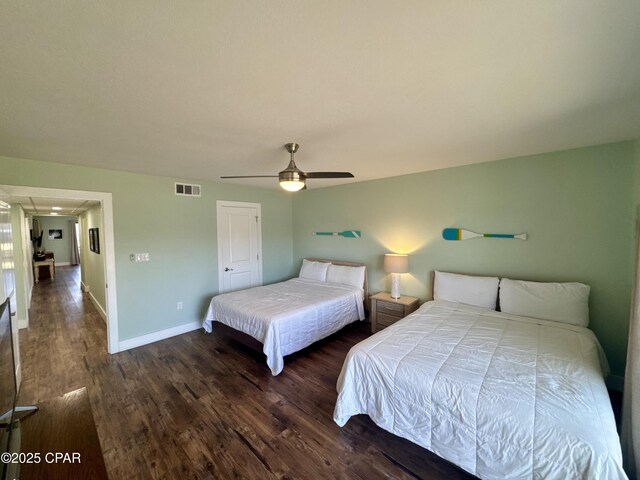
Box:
19 265 107 401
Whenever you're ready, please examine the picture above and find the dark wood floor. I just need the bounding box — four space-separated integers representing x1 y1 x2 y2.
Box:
18 266 474 479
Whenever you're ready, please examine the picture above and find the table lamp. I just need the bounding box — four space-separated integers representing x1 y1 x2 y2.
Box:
384 254 409 299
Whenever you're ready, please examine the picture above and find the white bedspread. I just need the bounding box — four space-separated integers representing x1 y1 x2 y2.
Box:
203 278 365 375
334 300 627 480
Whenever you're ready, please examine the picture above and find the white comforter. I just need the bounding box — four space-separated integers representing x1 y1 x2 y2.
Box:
334 300 627 480
203 278 365 375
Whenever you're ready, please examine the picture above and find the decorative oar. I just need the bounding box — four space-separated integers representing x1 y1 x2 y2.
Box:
314 230 361 238
443 228 527 241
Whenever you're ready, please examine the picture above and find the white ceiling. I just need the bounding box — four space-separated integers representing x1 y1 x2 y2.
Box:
10 196 99 217
1 1 639 190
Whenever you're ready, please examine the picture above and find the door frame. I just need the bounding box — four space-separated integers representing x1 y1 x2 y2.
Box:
0 185 119 354
216 200 263 293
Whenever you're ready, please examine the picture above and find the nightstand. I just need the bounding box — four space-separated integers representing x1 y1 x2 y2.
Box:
370 292 419 333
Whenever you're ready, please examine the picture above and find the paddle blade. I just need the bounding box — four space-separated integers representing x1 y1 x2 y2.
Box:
305 172 354 178
442 228 462 240
443 228 483 240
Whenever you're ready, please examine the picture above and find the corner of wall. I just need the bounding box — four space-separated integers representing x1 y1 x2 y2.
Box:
634 138 640 208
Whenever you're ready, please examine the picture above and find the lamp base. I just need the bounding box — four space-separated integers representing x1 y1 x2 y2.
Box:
390 273 401 299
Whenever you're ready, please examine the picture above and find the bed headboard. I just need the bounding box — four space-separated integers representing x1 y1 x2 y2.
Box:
305 258 370 313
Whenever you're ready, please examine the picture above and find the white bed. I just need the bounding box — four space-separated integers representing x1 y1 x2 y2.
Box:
334 300 627 479
203 276 365 375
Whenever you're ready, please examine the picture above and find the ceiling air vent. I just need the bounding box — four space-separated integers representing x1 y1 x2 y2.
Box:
175 183 201 197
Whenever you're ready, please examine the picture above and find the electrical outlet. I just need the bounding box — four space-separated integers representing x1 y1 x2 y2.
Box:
130 253 151 262
177 302 183 310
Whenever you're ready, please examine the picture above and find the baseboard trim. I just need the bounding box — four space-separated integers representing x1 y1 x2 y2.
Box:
17 317 28 329
88 292 107 323
81 282 90 293
606 374 624 392
15 364 21 390
56 261 71 267
118 321 202 352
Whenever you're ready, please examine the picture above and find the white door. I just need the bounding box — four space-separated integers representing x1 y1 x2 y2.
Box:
216 201 262 293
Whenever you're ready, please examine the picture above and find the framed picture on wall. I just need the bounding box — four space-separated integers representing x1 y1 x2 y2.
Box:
89 228 100 254
48 229 62 240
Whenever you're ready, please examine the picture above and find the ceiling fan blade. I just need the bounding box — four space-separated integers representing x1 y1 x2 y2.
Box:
220 175 278 179
305 172 354 179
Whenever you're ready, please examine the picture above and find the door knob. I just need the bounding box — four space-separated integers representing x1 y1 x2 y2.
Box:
224 267 233 272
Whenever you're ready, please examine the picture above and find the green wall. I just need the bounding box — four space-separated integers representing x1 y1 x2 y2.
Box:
0 155 294 341
2 141 636 376
34 215 76 264
80 206 106 312
292 141 635 377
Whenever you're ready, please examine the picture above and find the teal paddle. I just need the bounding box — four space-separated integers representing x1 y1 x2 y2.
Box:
443 228 527 241
314 230 361 238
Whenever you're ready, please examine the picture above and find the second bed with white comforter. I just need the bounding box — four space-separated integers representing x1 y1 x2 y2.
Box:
204 278 365 375
334 300 627 479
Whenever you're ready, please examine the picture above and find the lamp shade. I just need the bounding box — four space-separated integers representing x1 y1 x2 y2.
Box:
384 254 409 273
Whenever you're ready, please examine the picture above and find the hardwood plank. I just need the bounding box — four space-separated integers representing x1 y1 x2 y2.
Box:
18 266 478 479
20 387 109 480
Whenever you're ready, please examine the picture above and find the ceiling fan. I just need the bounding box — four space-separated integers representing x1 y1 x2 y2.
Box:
221 143 354 192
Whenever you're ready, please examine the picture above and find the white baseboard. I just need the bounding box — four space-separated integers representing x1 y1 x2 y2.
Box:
56 261 71 267
88 292 107 323
15 364 21 390
17 317 28 330
118 321 202 352
81 282 90 293
606 374 624 392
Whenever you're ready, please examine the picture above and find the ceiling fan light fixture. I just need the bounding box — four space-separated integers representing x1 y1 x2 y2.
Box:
279 169 306 192
280 180 306 192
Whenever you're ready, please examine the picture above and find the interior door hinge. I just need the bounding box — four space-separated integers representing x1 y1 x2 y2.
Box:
255 216 258 223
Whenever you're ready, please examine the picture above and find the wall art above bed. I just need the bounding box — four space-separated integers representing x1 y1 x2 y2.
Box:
313 230 361 238
442 228 527 241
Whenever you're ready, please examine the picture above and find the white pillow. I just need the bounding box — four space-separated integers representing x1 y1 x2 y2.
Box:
298 259 330 282
499 278 590 327
433 271 499 309
326 264 366 289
